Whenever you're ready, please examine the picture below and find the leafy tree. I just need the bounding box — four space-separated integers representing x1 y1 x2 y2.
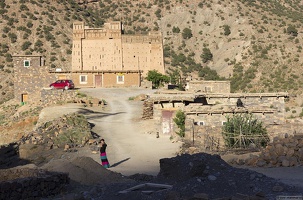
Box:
198 66 221 80
200 47 213 63
222 113 269 149
173 110 186 137
155 8 161 18
21 41 32 51
182 28 193 39
223 25 231 36
8 33 17 43
146 70 169 88
286 25 298 37
26 21 33 28
35 39 43 47
230 64 257 92
172 26 180 33
3 26 10 33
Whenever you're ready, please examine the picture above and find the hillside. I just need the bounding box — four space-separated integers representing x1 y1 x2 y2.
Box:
1 0 303 103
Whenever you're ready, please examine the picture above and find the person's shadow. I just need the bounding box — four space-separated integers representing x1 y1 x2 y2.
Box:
110 157 130 168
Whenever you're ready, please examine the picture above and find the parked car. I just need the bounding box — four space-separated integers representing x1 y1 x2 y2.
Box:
50 80 75 90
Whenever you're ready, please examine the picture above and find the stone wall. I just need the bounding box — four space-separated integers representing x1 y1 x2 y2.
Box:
186 81 231 93
40 89 78 106
0 168 69 199
13 55 56 103
184 119 303 151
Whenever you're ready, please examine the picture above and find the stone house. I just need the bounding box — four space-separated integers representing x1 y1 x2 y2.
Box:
13 55 55 103
13 55 77 104
143 81 291 150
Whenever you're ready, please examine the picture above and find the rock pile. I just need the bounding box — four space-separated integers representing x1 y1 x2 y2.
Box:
64 153 302 200
229 135 303 167
0 113 100 168
20 113 93 148
154 153 301 200
254 135 303 167
142 100 153 120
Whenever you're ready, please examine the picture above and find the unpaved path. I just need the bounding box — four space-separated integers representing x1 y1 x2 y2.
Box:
38 88 181 176
81 88 181 175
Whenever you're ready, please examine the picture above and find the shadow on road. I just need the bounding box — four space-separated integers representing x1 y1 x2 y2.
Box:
111 157 131 168
76 108 126 120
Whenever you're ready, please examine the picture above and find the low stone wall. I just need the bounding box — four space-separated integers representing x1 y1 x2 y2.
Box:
185 123 225 151
40 89 78 106
185 120 303 151
0 168 69 199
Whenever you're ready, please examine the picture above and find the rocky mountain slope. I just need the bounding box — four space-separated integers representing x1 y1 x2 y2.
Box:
1 0 303 103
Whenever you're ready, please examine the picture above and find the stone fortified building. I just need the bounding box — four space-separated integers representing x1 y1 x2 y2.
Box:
71 21 164 88
13 21 164 103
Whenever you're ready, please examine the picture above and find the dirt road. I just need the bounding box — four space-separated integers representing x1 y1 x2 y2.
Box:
67 88 181 176
38 88 303 189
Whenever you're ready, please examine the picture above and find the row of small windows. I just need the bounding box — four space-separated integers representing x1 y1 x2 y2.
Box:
194 121 227 126
79 75 124 84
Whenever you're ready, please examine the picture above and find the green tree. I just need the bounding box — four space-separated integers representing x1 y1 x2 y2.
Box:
172 26 180 33
200 47 213 63
198 66 221 80
286 25 298 37
155 8 161 19
146 70 169 88
182 28 193 39
173 110 186 137
21 41 32 51
223 25 231 36
222 113 269 149
8 33 17 43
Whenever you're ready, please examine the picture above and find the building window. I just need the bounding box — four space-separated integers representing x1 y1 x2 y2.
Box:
80 75 87 84
205 86 212 92
117 75 124 84
24 60 30 67
194 121 205 126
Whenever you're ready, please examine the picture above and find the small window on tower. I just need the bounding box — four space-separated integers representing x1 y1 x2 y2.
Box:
24 60 30 67
117 75 124 84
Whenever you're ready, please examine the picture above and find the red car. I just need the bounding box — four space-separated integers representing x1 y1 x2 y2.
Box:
50 80 75 90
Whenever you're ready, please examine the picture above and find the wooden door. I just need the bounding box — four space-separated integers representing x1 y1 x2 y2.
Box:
162 110 174 135
22 93 28 103
95 75 102 87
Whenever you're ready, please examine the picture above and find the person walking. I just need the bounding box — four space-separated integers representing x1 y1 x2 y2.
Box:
99 139 110 168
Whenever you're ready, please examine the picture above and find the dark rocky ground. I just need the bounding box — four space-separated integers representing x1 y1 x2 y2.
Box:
37 153 302 200
1 140 303 200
